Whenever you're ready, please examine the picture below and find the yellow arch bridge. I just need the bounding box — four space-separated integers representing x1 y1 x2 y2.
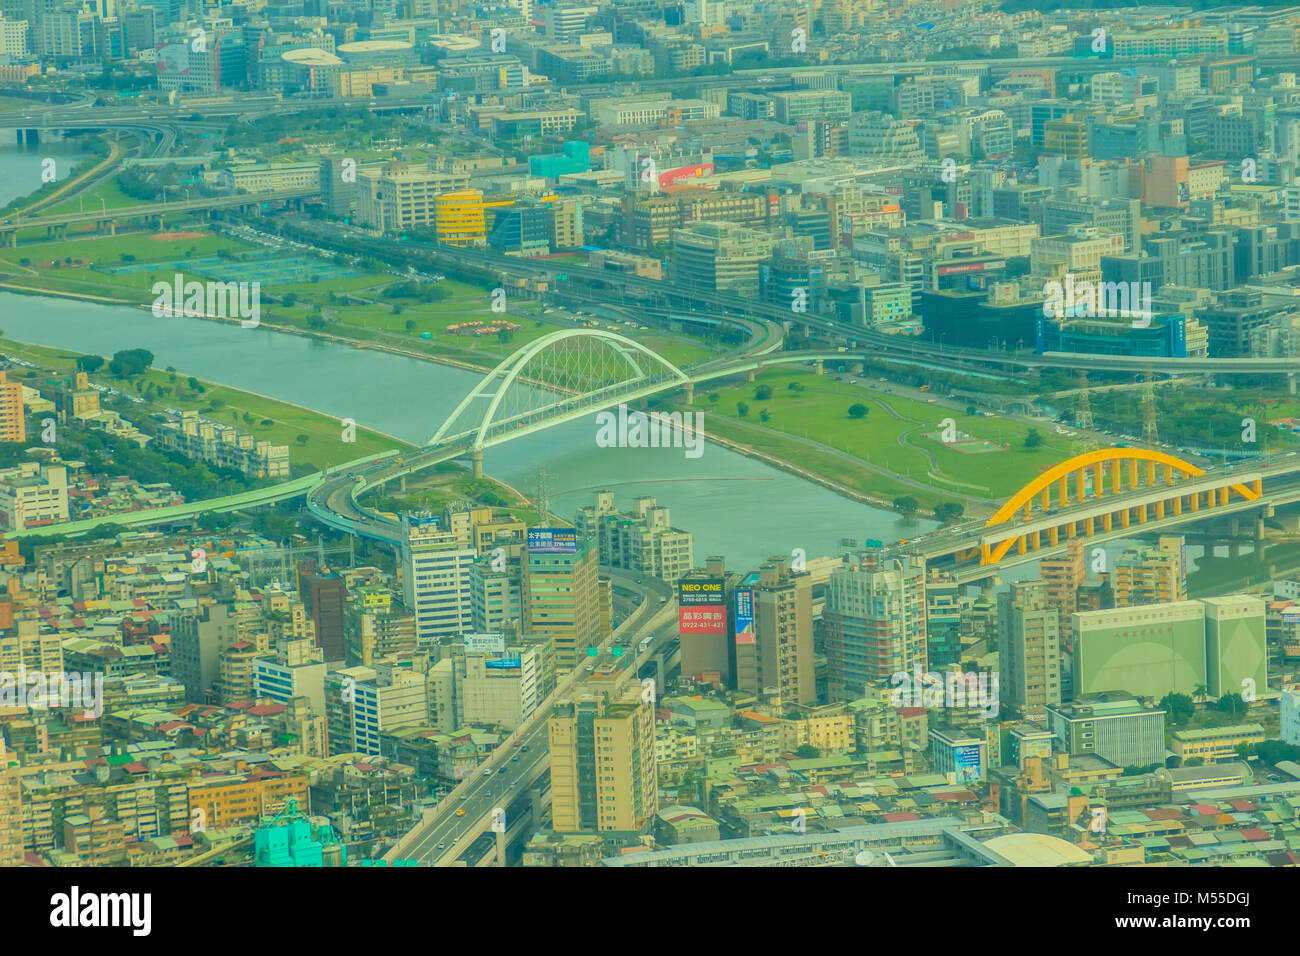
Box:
978 448 1262 565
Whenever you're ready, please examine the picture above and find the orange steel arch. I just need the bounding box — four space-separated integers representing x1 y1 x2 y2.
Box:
981 448 1261 565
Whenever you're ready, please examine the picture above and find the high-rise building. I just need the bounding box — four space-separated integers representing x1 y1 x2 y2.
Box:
469 554 522 635
575 492 694 584
1202 594 1267 698
1040 537 1085 645
998 580 1062 719
0 371 24 443
299 562 346 661
670 221 773 297
1073 599 1208 700
401 517 476 647
325 663 428 756
549 687 656 832
171 603 239 703
523 530 602 673
434 189 487 247
823 553 926 700
676 556 737 682
1110 535 1185 607
458 646 541 730
750 554 815 705
0 734 19 867
925 573 962 668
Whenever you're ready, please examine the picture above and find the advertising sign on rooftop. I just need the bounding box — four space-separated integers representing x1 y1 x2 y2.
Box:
527 528 577 554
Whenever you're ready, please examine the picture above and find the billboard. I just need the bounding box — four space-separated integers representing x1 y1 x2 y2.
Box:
485 657 522 670
734 588 755 645
657 162 713 189
953 744 983 784
156 42 191 78
464 633 505 654
527 528 577 554
680 577 726 634
679 577 724 606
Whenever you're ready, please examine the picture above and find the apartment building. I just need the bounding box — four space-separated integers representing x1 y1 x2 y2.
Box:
0 461 69 531
0 370 25 443
156 411 290 480
401 517 476 645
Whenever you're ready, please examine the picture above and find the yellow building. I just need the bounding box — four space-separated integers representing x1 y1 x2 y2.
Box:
188 771 311 830
0 371 25 444
549 689 657 833
1171 723 1265 764
0 737 21 867
435 189 487 247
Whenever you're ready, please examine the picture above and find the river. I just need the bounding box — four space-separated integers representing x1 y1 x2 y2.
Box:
0 291 949 571
0 132 88 209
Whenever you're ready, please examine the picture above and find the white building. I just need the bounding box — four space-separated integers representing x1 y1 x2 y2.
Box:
401 517 476 645
1282 685 1300 747
253 639 327 715
0 462 69 531
459 648 540 730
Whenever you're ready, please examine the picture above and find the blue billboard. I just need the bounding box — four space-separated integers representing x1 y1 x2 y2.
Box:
734 588 755 646
953 744 983 784
527 528 577 554
485 658 522 670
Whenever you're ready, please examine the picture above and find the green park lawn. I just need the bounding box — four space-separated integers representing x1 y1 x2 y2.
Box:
693 368 1084 506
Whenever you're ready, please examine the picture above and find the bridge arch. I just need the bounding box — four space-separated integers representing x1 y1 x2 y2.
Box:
429 328 691 450
981 448 1261 565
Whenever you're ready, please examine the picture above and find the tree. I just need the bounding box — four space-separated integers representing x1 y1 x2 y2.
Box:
282 293 298 307
1192 683 1208 705
1024 427 1043 448
755 384 773 401
893 495 919 516
76 355 105 373
934 502 964 522
788 382 804 392
759 409 770 423
966 404 978 416
308 315 326 330
295 434 309 445
848 403 869 419
794 744 820 759
737 401 750 418
497 327 515 344
405 319 416 333
1159 692 1194 727
1216 692 1247 719
707 393 719 405
108 349 153 378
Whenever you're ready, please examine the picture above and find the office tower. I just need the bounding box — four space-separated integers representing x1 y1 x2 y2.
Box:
930 728 986 784
434 189 486 247
549 687 656 833
1047 698 1166 768
1040 536 1085 645
325 663 428 756
298 561 346 661
1110 535 1185 607
320 157 358 221
469 554 521 635
750 554 815 705
345 588 417 666
0 734 20 867
823 553 926 700
171 603 238 703
1202 594 1266 698
523 529 602 673
0 371 24 444
677 556 735 681
458 646 541 731
1283 685 1300 746
998 580 1061 719
401 517 476 647
671 221 774 298
254 638 327 714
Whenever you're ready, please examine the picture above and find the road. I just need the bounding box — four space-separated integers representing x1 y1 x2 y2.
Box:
391 568 678 865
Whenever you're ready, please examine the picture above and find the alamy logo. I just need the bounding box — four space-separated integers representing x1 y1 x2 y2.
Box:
152 273 261 328
0 669 103 718
595 403 704 459
50 887 151 936
889 665 998 717
1042 275 1152 328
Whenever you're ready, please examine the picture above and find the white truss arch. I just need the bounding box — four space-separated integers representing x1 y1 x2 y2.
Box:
429 328 691 450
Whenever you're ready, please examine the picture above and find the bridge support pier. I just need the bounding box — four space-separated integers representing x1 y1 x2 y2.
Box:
399 475 407 493
1290 372 1297 396
812 360 824 376
684 382 694 404
472 449 483 478
2 231 13 249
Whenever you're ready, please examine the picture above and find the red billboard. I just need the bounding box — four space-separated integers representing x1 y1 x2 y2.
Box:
658 162 714 189
679 577 726 635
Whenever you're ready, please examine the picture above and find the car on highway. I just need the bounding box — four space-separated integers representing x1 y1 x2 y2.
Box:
455 808 466 815
482 768 493 776
511 755 520 762
437 843 446 850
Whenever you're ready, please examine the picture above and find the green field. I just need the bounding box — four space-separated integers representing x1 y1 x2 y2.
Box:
691 368 1085 510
